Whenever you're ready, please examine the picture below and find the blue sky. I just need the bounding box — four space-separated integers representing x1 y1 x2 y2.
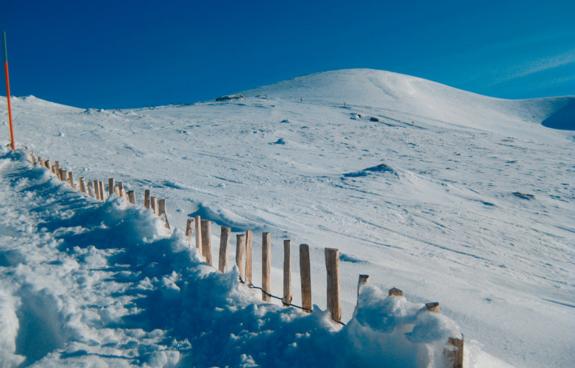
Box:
2 0 574 108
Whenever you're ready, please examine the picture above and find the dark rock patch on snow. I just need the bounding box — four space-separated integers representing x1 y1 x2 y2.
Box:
512 192 535 200
343 163 397 178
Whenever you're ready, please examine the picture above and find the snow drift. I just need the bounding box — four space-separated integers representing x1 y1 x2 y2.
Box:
0 150 477 367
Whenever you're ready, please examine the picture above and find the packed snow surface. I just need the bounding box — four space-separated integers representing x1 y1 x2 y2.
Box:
1 69 574 367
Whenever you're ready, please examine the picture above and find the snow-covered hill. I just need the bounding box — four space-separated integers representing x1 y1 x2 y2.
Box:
1 69 574 368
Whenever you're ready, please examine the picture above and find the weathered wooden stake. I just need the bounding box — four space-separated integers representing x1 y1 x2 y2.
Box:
185 218 193 245
425 302 441 313
127 190 135 204
79 177 86 193
67 171 74 188
158 199 170 229
194 215 202 255
262 232 272 301
325 248 341 322
150 196 157 214
445 337 464 368
357 274 369 297
218 227 230 272
98 180 105 200
282 239 292 306
91 180 98 199
299 243 312 312
144 189 150 209
201 219 212 265
236 234 246 282
117 182 124 198
59 168 66 181
245 229 253 285
108 178 115 196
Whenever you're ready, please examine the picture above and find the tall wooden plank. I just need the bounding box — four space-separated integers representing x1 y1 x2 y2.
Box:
98 180 105 201
185 218 193 245
235 234 246 282
194 215 202 255
150 196 157 215
218 227 230 272
445 337 464 368
245 229 253 285
325 248 341 322
67 171 74 188
262 232 272 301
282 239 292 305
158 199 171 229
299 243 312 312
201 219 212 265
108 178 114 196
92 180 99 199
79 177 86 193
127 190 136 204
144 189 150 209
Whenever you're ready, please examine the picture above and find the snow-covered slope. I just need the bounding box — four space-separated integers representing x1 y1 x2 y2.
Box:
1 69 574 368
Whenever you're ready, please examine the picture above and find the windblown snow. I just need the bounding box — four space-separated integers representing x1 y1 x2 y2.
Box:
1 69 574 367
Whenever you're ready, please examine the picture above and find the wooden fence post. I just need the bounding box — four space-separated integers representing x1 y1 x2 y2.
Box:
116 182 124 198
236 234 246 282
185 218 193 245
195 215 202 255
282 239 292 305
445 337 464 368
158 199 171 229
144 189 150 209
262 232 271 301
150 196 157 214
67 171 74 188
201 219 212 265
98 180 105 201
92 180 99 200
218 227 230 272
59 169 66 181
325 248 341 322
108 178 114 196
79 177 86 193
127 190 135 204
299 243 312 312
354 274 369 315
245 229 253 285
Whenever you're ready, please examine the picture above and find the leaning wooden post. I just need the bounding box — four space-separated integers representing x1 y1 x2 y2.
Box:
299 243 312 312
185 218 193 245
262 232 272 301
144 189 150 209
127 190 136 204
117 182 125 198
235 234 246 282
282 239 292 305
79 177 86 193
325 248 341 322
108 178 115 196
201 219 212 265
59 168 66 181
245 229 253 285
218 227 230 272
158 199 171 229
445 337 464 368
194 215 202 255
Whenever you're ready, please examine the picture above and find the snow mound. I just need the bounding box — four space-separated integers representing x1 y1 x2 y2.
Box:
246 68 575 131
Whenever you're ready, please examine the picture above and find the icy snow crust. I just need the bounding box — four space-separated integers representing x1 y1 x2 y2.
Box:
1 69 574 367
0 151 475 367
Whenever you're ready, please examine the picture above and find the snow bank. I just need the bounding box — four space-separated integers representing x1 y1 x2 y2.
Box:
0 150 468 367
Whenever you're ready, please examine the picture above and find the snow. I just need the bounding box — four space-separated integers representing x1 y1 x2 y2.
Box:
1 68 574 367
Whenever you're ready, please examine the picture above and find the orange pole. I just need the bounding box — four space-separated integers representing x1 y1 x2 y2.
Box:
3 32 15 151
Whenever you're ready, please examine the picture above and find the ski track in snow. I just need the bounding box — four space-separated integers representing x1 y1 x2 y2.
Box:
1 69 574 367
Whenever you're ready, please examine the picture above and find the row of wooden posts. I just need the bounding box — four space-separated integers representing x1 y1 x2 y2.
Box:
26 151 463 368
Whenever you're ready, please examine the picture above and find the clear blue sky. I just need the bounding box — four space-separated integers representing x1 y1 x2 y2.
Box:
2 0 574 108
